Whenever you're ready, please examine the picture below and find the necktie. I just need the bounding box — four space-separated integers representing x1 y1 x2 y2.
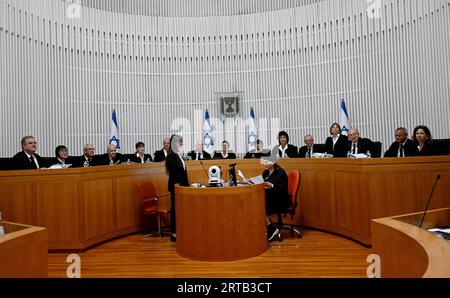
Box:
308 147 312 158
29 155 37 169
399 144 404 157
352 144 356 154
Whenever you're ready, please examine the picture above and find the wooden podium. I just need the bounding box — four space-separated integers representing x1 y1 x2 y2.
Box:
372 208 450 277
0 222 47 277
175 184 267 261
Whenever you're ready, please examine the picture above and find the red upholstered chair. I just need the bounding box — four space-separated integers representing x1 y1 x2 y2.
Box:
136 181 171 237
276 170 302 240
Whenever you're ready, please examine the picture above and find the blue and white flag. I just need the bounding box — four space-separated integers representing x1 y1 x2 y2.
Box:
340 99 351 136
248 107 257 151
109 109 121 151
202 109 214 155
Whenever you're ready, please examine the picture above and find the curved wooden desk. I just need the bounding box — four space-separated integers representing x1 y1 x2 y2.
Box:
0 163 169 251
0 157 449 250
0 222 47 277
175 184 267 261
372 208 450 277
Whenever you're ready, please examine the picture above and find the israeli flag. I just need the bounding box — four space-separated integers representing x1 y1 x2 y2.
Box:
109 109 121 151
340 99 351 136
202 109 214 155
248 107 257 151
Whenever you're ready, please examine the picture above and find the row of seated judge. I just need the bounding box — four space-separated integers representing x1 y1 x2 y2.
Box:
1 126 449 171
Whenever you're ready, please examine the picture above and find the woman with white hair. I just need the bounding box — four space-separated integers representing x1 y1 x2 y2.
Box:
261 148 290 241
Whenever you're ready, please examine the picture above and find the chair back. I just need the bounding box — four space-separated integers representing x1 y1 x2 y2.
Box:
136 181 158 211
373 142 382 158
287 170 300 210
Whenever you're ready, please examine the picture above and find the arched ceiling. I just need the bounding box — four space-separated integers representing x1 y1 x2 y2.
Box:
63 0 324 17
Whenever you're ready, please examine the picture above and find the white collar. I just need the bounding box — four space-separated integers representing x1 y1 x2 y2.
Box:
279 144 289 151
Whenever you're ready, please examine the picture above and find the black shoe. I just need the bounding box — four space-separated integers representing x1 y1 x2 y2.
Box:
170 235 176 242
267 225 280 242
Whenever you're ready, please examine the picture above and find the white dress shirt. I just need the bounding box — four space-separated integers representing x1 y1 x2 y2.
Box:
332 134 341 149
178 152 186 170
279 145 289 158
136 153 145 164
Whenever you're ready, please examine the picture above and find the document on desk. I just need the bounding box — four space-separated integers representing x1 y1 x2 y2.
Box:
249 175 265 185
237 170 264 185
49 164 72 169
428 227 450 241
428 227 450 234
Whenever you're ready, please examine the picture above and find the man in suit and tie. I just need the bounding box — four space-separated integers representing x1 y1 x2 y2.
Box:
187 141 211 161
95 144 124 166
154 138 171 162
73 144 96 167
12 136 45 170
384 127 418 157
244 139 270 159
298 135 324 158
348 128 378 157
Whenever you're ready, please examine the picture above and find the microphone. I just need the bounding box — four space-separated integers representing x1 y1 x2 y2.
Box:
200 161 209 181
418 174 441 228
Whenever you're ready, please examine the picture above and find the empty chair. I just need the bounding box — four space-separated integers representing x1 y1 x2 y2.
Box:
136 181 171 237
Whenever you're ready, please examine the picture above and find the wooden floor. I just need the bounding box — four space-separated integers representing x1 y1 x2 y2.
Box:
48 229 372 278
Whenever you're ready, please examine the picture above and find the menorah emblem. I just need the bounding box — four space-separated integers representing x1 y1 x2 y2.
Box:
224 97 235 114
220 96 239 118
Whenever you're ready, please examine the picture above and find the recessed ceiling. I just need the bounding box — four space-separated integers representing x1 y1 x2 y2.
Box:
62 0 324 17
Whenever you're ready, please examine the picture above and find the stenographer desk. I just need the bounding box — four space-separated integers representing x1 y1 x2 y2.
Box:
372 208 450 277
0 156 449 251
175 184 267 261
0 221 47 277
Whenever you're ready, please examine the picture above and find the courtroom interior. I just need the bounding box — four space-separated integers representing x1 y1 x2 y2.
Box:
0 0 450 279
